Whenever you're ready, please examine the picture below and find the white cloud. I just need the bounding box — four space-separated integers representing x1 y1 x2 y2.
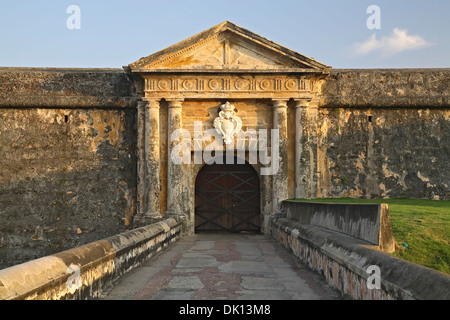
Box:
354 28 434 56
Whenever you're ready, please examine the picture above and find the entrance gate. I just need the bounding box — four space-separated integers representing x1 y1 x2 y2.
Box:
195 161 260 233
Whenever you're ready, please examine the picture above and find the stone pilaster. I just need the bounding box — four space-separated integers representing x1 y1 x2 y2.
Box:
134 98 162 226
306 103 319 199
144 98 161 218
135 100 147 219
294 98 311 199
272 99 289 213
166 98 185 220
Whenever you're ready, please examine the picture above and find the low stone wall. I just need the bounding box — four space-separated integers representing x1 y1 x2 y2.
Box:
283 200 395 252
0 218 183 300
271 201 450 300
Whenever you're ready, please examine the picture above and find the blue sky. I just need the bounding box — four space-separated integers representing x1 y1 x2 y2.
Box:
0 0 449 69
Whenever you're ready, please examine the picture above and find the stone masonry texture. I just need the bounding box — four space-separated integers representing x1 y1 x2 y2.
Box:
0 66 449 268
0 107 137 269
315 107 450 199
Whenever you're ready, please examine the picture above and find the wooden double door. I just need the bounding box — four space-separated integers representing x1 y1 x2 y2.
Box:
195 161 261 233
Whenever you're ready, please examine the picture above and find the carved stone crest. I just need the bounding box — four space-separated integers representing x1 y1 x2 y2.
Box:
213 101 242 145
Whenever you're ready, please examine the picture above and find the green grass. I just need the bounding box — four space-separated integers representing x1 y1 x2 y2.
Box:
293 198 450 274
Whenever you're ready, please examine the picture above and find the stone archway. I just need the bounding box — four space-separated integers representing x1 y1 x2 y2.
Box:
194 159 261 233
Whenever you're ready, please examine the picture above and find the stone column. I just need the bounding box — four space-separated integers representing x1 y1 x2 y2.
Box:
144 98 161 218
134 98 161 225
272 99 289 214
166 98 185 219
307 103 319 199
293 99 310 199
135 100 147 220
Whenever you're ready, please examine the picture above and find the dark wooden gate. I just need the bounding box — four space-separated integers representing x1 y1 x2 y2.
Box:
195 161 260 233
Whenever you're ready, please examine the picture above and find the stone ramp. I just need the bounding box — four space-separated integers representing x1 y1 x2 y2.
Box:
102 233 340 300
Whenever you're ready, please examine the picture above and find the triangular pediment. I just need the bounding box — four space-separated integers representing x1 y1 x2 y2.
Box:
129 21 330 73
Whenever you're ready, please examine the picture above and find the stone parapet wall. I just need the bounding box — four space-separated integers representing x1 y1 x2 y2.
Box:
0 218 183 300
1 68 449 109
270 202 450 300
320 68 450 108
282 201 395 252
0 67 137 108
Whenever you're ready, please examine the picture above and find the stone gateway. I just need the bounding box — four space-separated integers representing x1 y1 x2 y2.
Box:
127 21 333 234
0 21 449 268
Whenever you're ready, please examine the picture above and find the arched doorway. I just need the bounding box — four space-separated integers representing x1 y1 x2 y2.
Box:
195 160 261 233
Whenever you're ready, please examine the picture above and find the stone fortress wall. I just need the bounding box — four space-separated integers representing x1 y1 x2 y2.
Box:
0 66 449 269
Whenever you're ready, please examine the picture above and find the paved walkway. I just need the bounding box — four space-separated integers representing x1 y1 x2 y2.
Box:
102 233 340 300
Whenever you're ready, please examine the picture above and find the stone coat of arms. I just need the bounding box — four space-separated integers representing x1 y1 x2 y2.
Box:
213 101 242 145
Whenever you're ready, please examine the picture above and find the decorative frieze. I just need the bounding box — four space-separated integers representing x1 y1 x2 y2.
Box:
144 75 313 99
